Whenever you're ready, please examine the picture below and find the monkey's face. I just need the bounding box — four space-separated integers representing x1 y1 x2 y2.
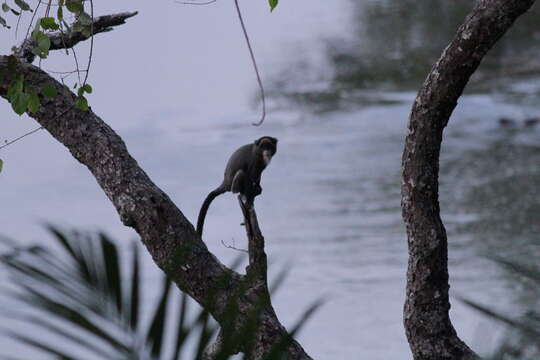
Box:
262 149 272 165
255 136 277 166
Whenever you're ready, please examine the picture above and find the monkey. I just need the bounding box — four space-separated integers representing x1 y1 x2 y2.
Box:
196 136 278 236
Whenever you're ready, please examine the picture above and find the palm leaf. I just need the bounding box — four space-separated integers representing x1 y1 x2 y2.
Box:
171 292 190 360
0 228 219 359
0 228 317 360
128 240 140 330
461 257 540 359
147 278 172 358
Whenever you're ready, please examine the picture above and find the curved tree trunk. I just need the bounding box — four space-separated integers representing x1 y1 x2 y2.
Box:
401 1 536 359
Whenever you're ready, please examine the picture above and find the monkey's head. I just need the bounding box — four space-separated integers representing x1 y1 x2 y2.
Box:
254 136 277 166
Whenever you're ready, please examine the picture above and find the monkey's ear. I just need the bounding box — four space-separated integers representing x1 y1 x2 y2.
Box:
254 139 261 146
272 137 278 144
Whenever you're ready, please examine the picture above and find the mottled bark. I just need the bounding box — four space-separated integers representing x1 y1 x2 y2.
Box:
0 13 311 360
241 197 268 283
401 1 536 359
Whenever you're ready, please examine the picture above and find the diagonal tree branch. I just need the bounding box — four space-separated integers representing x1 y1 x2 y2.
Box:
14 11 138 63
0 54 240 318
0 13 311 359
401 0 536 359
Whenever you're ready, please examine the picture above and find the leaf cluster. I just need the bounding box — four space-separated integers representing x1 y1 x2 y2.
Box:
6 75 58 116
0 0 31 29
75 82 92 111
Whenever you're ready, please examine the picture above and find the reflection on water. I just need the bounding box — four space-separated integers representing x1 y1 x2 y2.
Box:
268 0 540 357
442 115 540 321
271 0 540 111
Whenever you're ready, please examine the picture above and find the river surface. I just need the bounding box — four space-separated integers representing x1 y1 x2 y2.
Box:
1 1 539 359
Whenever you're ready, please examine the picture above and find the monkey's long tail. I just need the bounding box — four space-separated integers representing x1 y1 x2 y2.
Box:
197 187 227 237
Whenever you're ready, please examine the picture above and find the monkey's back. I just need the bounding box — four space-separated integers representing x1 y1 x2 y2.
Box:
222 143 254 188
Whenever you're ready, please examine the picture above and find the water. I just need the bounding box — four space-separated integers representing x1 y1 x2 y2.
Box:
1 0 539 359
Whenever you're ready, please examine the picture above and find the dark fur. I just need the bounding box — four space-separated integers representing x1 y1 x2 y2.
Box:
196 136 277 236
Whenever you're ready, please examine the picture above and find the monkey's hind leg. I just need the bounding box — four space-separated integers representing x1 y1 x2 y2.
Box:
231 170 246 194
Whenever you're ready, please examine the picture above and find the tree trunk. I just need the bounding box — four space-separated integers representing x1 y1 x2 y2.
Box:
401 1 536 359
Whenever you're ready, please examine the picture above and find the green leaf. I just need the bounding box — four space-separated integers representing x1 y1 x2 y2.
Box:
77 84 92 97
0 159 3 173
147 278 172 358
75 96 88 111
81 26 92 38
40 17 59 30
37 33 51 52
0 14 9 28
15 77 23 92
2 3 10 12
31 31 51 58
14 0 31 11
78 12 92 26
11 91 29 115
41 83 57 98
65 0 83 14
57 6 63 21
7 76 23 100
27 92 40 114
269 0 278 11
81 83 92 94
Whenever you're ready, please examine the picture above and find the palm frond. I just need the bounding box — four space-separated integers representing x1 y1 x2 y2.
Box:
460 257 540 360
0 228 319 360
0 228 217 360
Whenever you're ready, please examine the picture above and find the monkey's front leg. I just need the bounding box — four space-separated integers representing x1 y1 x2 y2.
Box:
253 183 262 196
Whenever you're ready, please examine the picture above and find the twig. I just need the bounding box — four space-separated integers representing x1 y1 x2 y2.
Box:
46 69 88 75
175 0 217 5
0 108 71 151
234 0 266 126
44 0 52 18
70 32 82 84
82 0 94 86
24 0 43 43
0 126 44 151
176 0 267 126
15 11 24 38
220 239 248 253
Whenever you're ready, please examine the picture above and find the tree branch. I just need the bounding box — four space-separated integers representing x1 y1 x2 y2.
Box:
239 197 268 282
14 11 138 63
401 0 536 359
0 13 311 357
